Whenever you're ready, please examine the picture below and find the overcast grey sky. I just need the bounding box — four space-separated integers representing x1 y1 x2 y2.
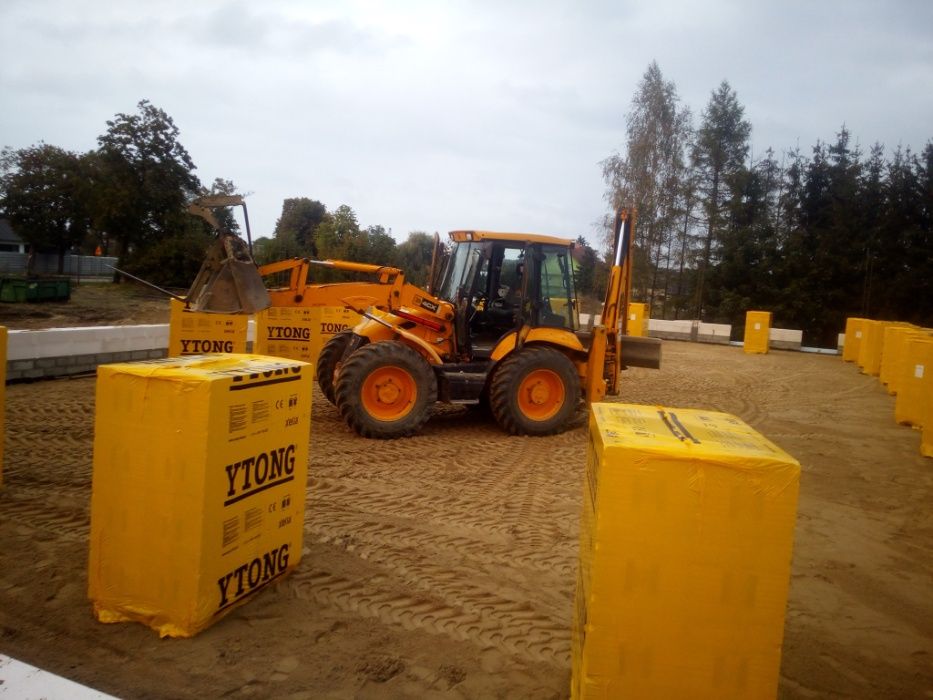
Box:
1 0 931 246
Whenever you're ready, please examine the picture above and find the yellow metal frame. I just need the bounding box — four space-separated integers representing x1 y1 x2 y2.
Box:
490 327 586 361
448 230 575 247
259 258 406 310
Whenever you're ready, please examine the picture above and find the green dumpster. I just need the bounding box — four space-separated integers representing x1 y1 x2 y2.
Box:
0 277 71 303
0 279 28 303
33 278 71 301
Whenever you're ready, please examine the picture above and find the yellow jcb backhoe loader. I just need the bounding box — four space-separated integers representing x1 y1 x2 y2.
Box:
322 209 661 439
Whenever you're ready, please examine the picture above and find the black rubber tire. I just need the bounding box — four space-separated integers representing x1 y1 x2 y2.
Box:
317 331 352 404
334 341 437 439
489 346 581 436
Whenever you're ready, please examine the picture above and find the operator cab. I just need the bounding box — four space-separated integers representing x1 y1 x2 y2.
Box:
434 231 579 360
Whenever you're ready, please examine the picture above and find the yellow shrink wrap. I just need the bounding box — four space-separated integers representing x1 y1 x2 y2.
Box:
743 310 772 354
922 395 933 458
89 354 312 637
254 305 360 377
0 326 6 487
879 326 918 392
860 321 909 377
626 302 649 337
843 317 868 362
895 337 933 428
856 320 881 372
573 403 800 700
167 299 249 357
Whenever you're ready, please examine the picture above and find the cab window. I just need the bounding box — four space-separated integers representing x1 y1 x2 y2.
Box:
536 244 576 330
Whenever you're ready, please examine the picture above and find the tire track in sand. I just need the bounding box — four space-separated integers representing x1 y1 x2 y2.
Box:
288 568 570 665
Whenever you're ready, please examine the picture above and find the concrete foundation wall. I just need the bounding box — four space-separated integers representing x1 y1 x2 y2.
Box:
6 321 257 381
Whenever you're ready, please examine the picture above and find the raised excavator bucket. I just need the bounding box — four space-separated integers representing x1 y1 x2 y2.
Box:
185 232 271 314
184 195 271 314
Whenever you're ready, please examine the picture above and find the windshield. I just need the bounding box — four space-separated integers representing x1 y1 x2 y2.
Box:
436 241 482 302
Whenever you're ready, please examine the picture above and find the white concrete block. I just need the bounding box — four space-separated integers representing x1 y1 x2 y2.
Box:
8 324 170 361
0 654 117 699
769 328 803 343
648 319 693 334
698 322 731 338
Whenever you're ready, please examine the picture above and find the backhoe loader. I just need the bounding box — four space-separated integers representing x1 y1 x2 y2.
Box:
323 209 661 439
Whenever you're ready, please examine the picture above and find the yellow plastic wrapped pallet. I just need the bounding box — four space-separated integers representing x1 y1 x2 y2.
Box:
627 302 649 337
573 403 800 700
861 321 910 377
856 319 881 372
89 354 312 637
254 305 360 378
922 396 933 459
0 326 6 487
842 317 868 362
880 326 929 394
167 299 249 357
895 337 933 428
880 325 916 392
743 310 772 354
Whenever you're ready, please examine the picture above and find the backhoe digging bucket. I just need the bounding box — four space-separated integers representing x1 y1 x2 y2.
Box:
186 234 271 314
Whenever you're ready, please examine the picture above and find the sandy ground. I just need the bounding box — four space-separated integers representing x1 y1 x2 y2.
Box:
0 341 931 699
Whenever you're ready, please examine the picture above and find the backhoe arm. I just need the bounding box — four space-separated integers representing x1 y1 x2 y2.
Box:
586 209 635 400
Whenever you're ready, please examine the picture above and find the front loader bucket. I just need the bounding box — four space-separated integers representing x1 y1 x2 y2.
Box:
620 335 662 370
186 234 271 314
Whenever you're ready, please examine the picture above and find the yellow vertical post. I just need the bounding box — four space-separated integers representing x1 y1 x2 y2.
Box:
743 310 772 354
0 326 6 487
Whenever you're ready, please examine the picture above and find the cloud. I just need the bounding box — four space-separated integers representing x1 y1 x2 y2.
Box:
0 0 930 246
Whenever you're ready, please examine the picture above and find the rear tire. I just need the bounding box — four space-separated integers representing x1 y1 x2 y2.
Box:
489 346 580 436
317 331 352 404
335 341 437 439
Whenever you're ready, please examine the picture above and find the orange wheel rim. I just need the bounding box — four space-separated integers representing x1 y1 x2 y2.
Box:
517 369 564 421
361 365 417 421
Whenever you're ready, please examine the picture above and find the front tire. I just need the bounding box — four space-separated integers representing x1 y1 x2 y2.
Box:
335 341 437 439
489 346 580 436
317 331 352 404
